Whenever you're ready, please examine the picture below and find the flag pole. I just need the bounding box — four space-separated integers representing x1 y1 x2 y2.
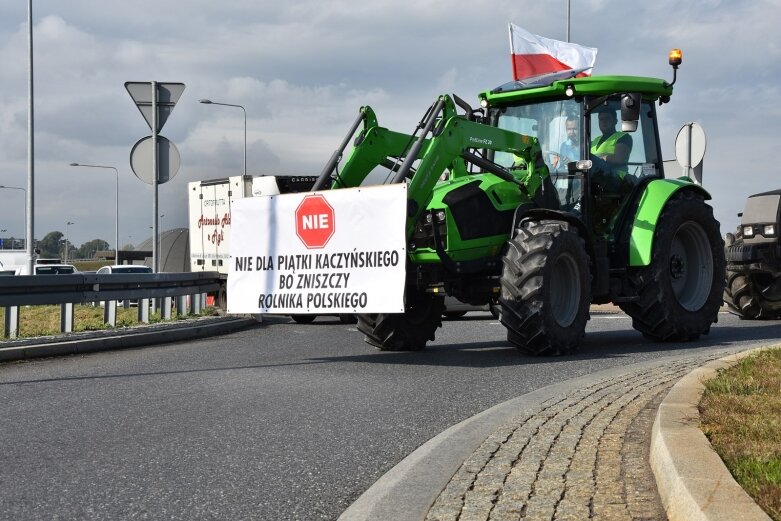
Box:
567 0 571 42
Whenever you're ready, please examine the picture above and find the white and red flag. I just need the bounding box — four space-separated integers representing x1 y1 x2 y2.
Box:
509 23 597 81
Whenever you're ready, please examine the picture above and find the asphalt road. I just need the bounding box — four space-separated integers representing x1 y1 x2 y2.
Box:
0 311 778 521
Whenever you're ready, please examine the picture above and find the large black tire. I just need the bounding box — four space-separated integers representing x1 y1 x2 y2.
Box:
499 220 591 356
357 289 444 351
619 191 725 341
724 274 781 320
291 314 316 324
724 272 762 318
723 229 781 319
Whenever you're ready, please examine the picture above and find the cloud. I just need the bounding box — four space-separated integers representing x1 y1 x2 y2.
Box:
1 0 780 248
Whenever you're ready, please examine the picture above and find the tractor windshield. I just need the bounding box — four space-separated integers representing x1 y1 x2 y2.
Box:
492 99 583 209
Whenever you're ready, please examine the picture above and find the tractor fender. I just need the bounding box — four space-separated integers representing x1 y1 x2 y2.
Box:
514 206 597 267
628 178 711 266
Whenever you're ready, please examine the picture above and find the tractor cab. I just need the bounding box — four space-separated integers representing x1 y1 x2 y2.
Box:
482 79 666 242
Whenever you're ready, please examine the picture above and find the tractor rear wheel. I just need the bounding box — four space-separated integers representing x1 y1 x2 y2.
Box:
499 220 591 356
619 191 724 341
357 289 444 351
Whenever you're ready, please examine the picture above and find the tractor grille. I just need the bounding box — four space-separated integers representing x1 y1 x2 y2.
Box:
726 242 781 264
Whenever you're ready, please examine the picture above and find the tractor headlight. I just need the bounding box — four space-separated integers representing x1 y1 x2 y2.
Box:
743 225 755 237
426 210 446 223
764 224 776 237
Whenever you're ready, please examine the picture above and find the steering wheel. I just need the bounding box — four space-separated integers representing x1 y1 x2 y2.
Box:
544 150 567 172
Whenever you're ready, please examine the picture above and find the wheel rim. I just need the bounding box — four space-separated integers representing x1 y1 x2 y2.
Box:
669 221 713 311
549 252 580 327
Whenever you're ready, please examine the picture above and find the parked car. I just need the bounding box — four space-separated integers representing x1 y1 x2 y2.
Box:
35 264 78 275
95 265 153 307
96 265 153 275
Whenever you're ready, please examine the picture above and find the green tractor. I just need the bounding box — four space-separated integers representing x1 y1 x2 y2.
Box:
312 50 725 355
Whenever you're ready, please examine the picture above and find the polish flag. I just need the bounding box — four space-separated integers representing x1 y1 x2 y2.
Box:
509 23 597 81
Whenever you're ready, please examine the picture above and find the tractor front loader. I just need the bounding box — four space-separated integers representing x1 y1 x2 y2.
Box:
313 49 725 356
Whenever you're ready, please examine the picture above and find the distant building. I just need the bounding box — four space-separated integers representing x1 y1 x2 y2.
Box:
134 228 190 272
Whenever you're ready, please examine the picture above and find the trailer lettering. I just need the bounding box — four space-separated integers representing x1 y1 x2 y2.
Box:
198 214 221 228
209 229 224 246
197 213 231 229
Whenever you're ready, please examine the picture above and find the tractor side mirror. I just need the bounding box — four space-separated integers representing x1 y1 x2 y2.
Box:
620 93 642 132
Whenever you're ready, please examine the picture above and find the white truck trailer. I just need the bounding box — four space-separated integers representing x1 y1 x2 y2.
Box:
187 175 318 309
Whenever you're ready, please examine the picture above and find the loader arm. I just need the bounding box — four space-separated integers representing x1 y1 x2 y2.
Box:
313 105 429 191
401 95 549 239
315 95 549 240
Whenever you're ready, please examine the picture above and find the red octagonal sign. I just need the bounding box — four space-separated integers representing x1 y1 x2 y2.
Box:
295 194 335 249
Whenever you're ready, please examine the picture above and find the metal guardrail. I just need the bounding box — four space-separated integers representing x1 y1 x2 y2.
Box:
0 271 222 339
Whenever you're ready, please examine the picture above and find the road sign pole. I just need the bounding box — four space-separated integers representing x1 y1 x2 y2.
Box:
152 81 159 274
125 80 185 275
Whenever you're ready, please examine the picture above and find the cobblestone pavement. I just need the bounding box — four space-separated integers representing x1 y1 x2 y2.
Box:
425 354 722 521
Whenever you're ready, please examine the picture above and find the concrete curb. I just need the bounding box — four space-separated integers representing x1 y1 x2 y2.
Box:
651 345 776 521
0 316 260 362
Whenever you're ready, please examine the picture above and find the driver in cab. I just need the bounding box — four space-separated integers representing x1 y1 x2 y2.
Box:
590 106 633 190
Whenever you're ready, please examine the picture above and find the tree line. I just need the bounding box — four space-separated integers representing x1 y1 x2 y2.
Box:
35 231 134 261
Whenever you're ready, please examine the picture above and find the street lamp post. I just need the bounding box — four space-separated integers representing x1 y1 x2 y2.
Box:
27 0 35 276
65 221 74 263
0 185 28 250
198 99 247 175
69 163 119 263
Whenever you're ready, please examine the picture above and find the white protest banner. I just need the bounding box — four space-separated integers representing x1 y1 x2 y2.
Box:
227 183 407 314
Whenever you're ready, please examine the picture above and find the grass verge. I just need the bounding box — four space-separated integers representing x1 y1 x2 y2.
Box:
0 304 217 339
700 348 781 520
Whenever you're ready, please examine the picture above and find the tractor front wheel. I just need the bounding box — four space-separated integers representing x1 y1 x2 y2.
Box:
499 220 591 356
357 289 444 351
619 191 724 341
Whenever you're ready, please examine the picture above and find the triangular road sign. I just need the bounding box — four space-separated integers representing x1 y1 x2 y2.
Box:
125 82 185 133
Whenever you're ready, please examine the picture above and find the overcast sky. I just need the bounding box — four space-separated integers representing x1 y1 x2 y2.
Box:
1 0 779 250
